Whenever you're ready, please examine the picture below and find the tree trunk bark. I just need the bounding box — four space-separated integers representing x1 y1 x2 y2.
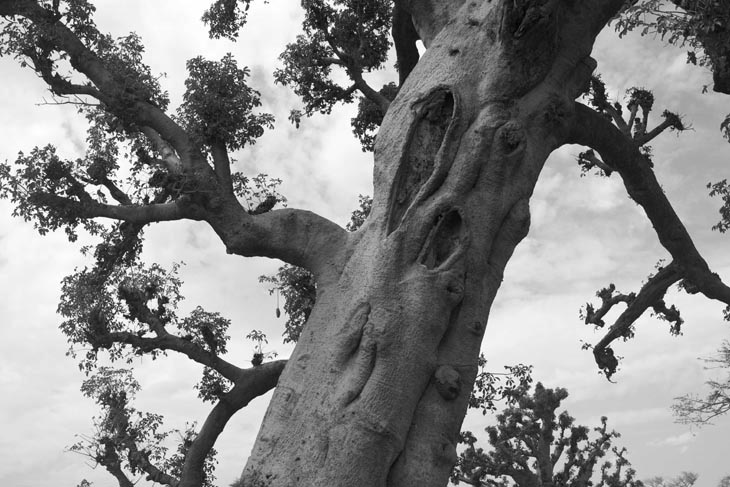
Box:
241 1 617 486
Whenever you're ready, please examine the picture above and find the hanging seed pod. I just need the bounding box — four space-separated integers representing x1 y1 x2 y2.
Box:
276 307 281 318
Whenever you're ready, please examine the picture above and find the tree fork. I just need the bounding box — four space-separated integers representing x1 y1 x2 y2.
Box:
241 2 616 486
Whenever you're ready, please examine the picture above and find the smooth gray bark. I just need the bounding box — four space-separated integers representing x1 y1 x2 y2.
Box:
241 2 623 486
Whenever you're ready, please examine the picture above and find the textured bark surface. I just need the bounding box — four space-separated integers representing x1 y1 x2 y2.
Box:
240 2 621 486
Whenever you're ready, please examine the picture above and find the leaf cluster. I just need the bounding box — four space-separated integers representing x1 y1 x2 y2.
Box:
469 353 534 414
351 82 398 151
58 261 183 371
202 0 253 40
274 0 392 117
0 145 104 241
178 53 274 151
616 0 729 91
707 179 730 233
259 264 317 343
232 173 287 213
71 367 218 487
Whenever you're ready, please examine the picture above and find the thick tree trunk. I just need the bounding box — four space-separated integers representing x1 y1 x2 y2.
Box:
241 2 617 486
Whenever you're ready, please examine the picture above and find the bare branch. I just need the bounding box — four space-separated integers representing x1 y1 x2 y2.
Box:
5 0 203 169
589 262 682 378
634 110 688 146
626 103 639 134
604 102 631 136
94 330 243 383
569 102 730 305
582 283 636 329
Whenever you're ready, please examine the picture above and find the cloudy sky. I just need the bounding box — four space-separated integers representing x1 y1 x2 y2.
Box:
1 2 729 487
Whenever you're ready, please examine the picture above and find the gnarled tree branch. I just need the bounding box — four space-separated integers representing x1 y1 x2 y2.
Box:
2 0 205 171
586 263 683 378
33 192 194 223
569 102 730 305
178 360 287 487
208 207 349 281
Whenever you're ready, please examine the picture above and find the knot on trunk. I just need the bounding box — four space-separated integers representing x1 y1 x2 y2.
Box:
434 364 461 400
497 121 525 156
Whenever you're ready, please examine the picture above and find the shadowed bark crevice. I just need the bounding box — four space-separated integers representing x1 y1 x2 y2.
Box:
393 3 421 86
419 209 465 269
388 88 456 235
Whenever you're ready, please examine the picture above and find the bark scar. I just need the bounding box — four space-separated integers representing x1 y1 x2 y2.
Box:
387 87 458 235
336 306 378 407
434 365 462 400
418 208 466 269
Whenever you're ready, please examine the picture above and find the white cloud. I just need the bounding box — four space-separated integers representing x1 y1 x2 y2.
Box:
648 431 696 448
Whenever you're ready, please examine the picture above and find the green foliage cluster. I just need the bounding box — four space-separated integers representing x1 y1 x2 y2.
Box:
178 53 274 151
351 82 398 151
233 173 287 214
259 264 317 343
202 0 253 40
616 0 730 92
59 262 178 368
707 179 730 232
94 31 170 110
274 0 392 120
345 194 373 231
469 353 534 414
71 367 218 487
0 0 98 66
0 145 104 240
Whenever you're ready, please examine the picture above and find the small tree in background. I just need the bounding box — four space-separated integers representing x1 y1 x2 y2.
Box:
70 368 218 487
453 383 642 487
644 472 699 487
673 340 730 425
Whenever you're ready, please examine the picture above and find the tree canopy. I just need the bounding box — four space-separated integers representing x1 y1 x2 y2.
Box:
1 0 730 486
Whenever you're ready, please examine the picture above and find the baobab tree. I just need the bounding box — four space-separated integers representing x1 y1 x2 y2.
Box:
452 383 642 487
0 1 729 487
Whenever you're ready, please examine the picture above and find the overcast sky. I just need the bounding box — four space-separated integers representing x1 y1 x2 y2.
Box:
1 2 729 487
